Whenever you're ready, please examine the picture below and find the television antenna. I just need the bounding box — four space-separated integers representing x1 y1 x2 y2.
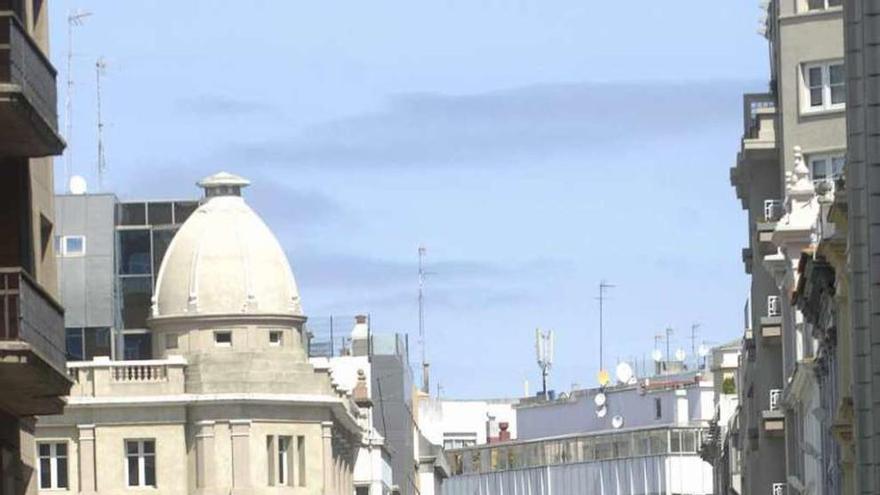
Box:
64 9 92 191
536 328 554 400
418 245 431 393
596 280 615 379
95 57 107 191
689 323 700 368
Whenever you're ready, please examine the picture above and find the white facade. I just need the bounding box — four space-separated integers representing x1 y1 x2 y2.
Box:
417 398 518 450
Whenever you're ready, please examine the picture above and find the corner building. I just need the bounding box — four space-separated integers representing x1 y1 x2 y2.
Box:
35 173 364 494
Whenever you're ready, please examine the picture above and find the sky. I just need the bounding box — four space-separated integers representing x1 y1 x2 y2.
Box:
50 1 769 398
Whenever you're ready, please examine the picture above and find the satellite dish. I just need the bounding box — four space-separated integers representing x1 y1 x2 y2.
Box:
596 405 607 418
651 349 663 362
69 175 88 195
594 392 606 407
616 362 634 384
597 370 611 387
611 415 624 429
698 344 710 358
675 348 686 362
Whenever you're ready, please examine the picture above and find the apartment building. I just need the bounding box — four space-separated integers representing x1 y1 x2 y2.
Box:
0 1 71 494
729 0 846 494
842 1 880 493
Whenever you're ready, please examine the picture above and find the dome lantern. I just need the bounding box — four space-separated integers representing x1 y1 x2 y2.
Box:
197 171 251 198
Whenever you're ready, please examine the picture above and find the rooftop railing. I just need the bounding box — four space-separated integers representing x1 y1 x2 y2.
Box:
67 356 187 398
446 426 706 476
742 93 775 139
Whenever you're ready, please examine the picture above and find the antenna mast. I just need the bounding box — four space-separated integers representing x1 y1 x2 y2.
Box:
690 323 700 368
597 280 615 374
95 57 107 191
418 245 429 393
64 10 92 191
536 328 554 400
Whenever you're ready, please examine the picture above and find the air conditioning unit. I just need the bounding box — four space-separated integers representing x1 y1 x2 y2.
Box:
767 295 780 317
772 482 786 495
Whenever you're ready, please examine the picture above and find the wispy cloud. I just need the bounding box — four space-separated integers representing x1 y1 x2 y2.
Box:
176 95 280 117
223 79 754 169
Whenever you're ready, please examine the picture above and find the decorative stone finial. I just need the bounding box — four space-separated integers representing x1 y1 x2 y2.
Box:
353 369 372 407
788 146 816 200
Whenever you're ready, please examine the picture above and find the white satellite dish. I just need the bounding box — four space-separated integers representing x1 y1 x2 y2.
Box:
698 344 710 358
675 348 686 362
69 175 88 195
651 349 663 362
611 415 624 429
594 392 606 407
596 405 607 418
616 362 634 384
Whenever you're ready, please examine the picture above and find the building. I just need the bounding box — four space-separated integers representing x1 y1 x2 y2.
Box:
417 397 518 450
0 1 71 493
699 341 741 495
34 172 363 493
729 0 846 493
842 0 880 493
54 193 198 361
442 371 716 495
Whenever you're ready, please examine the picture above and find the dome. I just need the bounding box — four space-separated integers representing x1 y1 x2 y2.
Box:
151 172 303 319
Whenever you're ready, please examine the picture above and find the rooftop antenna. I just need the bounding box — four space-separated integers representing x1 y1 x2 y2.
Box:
536 328 554 400
95 57 107 191
418 245 430 393
64 9 92 192
689 323 700 369
665 326 674 364
596 280 615 376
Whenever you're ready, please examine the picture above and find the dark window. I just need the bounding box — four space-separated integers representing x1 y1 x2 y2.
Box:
173 201 198 224
654 398 662 419
356 487 370 495
118 203 147 226
124 333 152 360
214 331 232 345
147 202 173 225
84 327 111 359
118 229 151 275
65 328 84 360
120 277 152 329
151 229 176 278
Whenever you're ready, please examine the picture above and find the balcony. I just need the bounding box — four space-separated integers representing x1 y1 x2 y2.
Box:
761 296 783 342
67 356 187 398
0 267 71 415
762 389 785 437
0 12 64 157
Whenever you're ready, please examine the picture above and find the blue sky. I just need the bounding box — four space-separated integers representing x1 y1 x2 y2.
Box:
51 1 768 398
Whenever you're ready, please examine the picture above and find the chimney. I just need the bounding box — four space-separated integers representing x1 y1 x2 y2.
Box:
498 422 511 442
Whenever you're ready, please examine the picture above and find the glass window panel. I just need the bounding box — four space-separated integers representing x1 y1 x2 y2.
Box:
118 229 152 275
126 441 139 455
671 431 682 453
831 85 845 105
808 67 823 87
832 156 845 176
39 457 51 488
143 440 155 454
127 456 139 485
38 443 50 456
57 456 68 488
683 431 696 452
147 202 173 225
812 158 828 180
56 443 67 456
151 229 175 278
119 203 146 226
84 327 111 359
145 455 156 486
807 0 825 9
828 0 841 4
829 64 845 85
810 87 823 107
64 236 84 255
124 333 152 360
121 277 152 329
173 202 198 224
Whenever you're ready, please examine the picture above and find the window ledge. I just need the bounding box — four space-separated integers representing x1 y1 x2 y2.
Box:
799 107 845 119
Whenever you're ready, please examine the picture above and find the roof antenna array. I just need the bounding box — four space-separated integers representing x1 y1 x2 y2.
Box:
95 57 108 191
64 9 92 192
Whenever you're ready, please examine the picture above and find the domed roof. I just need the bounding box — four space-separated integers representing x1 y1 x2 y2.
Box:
151 172 303 319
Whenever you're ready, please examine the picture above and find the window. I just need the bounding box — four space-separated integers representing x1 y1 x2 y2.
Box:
297 436 306 486
55 235 86 257
267 435 304 487
120 276 152 329
118 229 152 275
147 202 173 225
809 153 845 186
118 202 147 226
806 0 841 10
126 440 156 487
654 398 662 419
278 436 291 485
123 332 152 360
214 331 232 346
802 61 845 112
269 331 283 346
65 327 111 361
37 442 68 490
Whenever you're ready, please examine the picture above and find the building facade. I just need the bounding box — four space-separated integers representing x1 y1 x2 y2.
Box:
0 0 71 493
35 173 363 494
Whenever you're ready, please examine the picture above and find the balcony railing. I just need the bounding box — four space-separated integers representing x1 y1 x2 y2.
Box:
67 356 187 398
769 389 783 411
0 267 66 372
0 12 63 156
742 93 776 139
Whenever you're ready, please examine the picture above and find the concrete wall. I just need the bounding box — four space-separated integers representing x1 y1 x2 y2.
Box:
372 354 415 495
55 194 117 329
